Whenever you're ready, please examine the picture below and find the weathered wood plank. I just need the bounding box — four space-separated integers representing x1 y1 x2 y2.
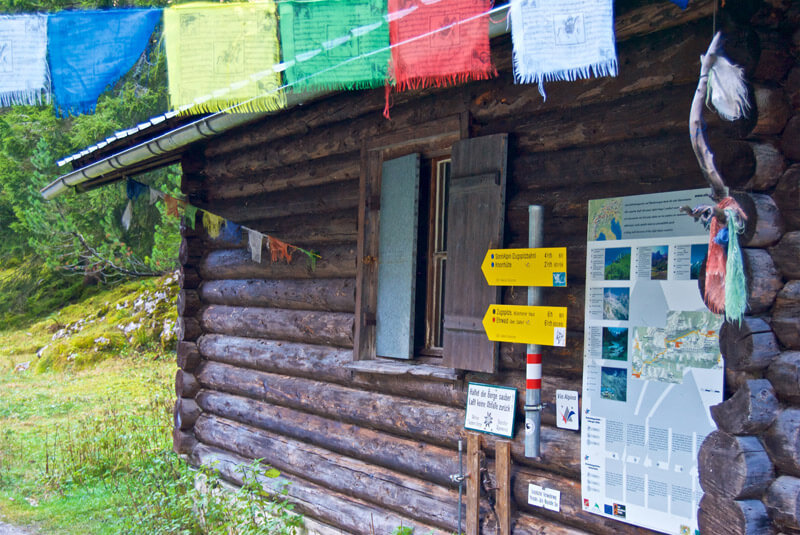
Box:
767 351 800 404
769 231 800 280
200 305 354 348
764 408 800 478
199 278 355 313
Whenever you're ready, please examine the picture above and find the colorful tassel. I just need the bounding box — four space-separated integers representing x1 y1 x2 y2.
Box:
704 197 746 316
724 208 747 325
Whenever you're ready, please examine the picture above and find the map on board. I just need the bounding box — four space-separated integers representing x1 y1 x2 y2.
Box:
631 311 722 384
588 198 623 241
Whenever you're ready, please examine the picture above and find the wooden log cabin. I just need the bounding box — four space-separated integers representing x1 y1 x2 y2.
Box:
43 0 800 533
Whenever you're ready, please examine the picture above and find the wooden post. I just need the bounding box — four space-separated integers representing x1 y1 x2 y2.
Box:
466 432 481 535
495 440 512 535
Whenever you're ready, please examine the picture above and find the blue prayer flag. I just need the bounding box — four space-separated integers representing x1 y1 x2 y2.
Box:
48 9 162 116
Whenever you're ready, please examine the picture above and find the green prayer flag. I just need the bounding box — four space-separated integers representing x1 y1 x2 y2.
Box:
184 204 199 229
278 0 390 92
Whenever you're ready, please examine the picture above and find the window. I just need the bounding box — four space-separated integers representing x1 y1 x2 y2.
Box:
354 133 508 374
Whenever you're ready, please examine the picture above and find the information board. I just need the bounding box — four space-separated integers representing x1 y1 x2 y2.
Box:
581 189 723 535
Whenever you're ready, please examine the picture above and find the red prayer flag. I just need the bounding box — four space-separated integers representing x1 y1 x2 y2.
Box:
388 0 496 92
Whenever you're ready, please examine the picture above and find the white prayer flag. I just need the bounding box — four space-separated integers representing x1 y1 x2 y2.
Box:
0 14 49 106
510 0 617 99
247 229 263 263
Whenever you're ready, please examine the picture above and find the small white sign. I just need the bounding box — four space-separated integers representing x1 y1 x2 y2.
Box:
464 383 517 438
528 484 561 512
556 389 580 430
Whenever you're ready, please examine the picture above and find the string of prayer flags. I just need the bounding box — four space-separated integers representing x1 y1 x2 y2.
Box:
278 0 390 92
509 0 617 99
126 179 148 201
121 201 133 230
219 220 242 243
149 187 163 205
0 15 49 107
267 236 293 263
248 228 264 263
202 211 225 239
388 0 495 92
184 204 199 229
48 9 162 116
164 2 286 114
164 195 183 217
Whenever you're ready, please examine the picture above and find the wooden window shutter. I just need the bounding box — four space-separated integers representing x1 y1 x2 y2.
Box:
442 134 508 373
375 153 420 359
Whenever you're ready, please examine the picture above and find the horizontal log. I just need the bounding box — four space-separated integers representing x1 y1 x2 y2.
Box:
782 115 800 161
751 85 792 136
720 317 780 371
176 316 202 342
697 494 772 535
197 244 357 280
200 278 354 313
774 165 800 231
195 366 580 478
743 248 783 314
772 281 800 349
179 266 202 290
764 408 800 478
752 29 794 83
176 341 201 371
199 334 353 383
191 444 447 535
769 231 800 280
200 305 354 348
205 179 358 223
175 370 200 398
745 142 787 191
710 379 779 435
767 351 800 404
243 211 357 246
724 368 763 399
742 193 784 247
172 428 197 455
764 476 800 532
204 150 361 201
699 430 774 499
194 415 461 531
174 397 201 431
177 290 202 318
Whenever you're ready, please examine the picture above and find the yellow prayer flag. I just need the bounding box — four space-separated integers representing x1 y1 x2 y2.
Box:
164 1 286 114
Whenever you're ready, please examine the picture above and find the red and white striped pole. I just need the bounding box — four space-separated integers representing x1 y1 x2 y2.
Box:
525 206 544 458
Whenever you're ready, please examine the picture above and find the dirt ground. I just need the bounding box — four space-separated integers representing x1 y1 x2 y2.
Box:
0 521 38 535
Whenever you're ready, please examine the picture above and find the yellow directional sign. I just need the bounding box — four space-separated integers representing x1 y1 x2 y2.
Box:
482 305 567 347
481 248 567 287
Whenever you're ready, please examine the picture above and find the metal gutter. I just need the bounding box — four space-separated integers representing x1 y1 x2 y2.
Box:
40 5 510 200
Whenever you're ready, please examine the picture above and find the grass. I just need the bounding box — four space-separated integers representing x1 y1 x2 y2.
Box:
0 273 302 534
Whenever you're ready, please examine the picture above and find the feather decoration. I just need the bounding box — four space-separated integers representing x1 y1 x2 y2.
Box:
706 54 750 121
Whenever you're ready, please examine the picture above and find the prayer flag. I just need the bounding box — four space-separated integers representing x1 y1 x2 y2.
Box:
247 228 263 263
184 204 199 229
219 221 242 243
202 211 225 238
0 14 49 107
670 0 689 9
509 0 617 99
126 179 148 201
164 2 285 114
389 0 495 92
48 9 162 116
278 0 390 92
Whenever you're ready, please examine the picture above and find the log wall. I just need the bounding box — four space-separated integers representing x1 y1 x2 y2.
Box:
172 1 800 533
